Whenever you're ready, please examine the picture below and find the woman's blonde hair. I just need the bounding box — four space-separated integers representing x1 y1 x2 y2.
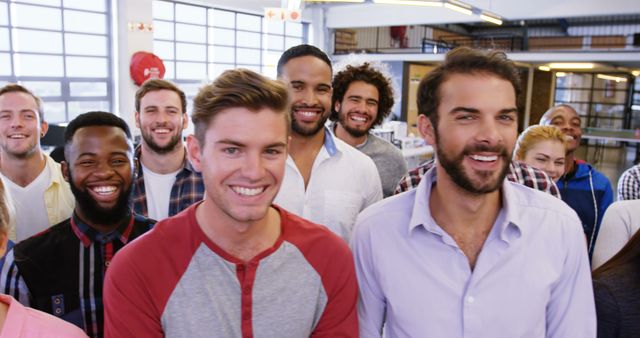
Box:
514 125 567 160
0 176 15 242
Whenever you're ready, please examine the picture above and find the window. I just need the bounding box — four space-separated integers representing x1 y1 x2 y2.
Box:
0 0 113 124
152 0 308 107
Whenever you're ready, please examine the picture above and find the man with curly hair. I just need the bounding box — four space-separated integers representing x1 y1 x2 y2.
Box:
330 63 407 197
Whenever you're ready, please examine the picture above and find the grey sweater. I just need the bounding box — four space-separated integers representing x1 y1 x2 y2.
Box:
357 134 408 197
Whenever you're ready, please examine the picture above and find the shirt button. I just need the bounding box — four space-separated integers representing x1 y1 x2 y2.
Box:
467 296 475 304
54 308 62 315
54 298 61 305
105 261 110 267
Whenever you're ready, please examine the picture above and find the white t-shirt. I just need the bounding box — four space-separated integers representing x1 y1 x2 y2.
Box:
3 165 51 241
142 164 180 221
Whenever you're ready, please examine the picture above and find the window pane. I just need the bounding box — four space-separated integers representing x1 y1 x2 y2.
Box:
65 33 107 56
175 3 205 25
163 60 175 79
14 0 60 6
64 0 106 12
19 81 61 96
210 9 234 28
175 43 206 62
153 20 174 40
209 45 234 63
154 40 174 60
175 23 206 43
262 51 281 69
153 1 173 20
177 82 201 97
236 13 260 32
263 34 283 51
176 62 206 80
236 48 260 65
70 82 108 96
64 10 106 34
43 101 66 123
236 31 260 48
263 19 284 35
286 22 303 36
209 27 234 46
0 28 9 51
12 29 63 53
14 54 64 76
262 65 277 79
237 64 260 73
208 63 234 81
68 101 109 120
11 4 62 30
66 56 108 77
0 53 11 76
0 3 8 26
285 37 302 49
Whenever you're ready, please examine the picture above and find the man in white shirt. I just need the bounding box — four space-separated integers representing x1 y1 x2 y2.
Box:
0 84 73 241
274 44 383 240
132 79 204 221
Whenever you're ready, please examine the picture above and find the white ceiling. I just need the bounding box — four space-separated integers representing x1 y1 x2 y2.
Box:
207 0 640 28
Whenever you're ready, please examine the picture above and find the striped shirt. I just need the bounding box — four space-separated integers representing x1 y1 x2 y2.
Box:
0 213 154 338
394 159 561 198
617 164 640 200
132 145 205 219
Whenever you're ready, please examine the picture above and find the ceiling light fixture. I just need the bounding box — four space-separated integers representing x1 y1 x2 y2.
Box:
444 2 472 15
304 0 364 3
538 66 551 71
480 13 502 25
555 72 566 77
547 63 595 69
372 0 443 6
632 70 640 77
596 74 627 82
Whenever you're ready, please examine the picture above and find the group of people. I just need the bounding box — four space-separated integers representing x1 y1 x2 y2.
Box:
0 43 637 337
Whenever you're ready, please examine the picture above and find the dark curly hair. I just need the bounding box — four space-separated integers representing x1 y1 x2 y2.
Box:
330 62 394 128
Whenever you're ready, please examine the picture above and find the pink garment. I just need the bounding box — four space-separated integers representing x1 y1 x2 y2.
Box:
0 294 88 338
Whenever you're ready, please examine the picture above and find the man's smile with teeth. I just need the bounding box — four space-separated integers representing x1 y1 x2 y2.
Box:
91 185 117 195
8 134 27 139
153 128 171 134
469 154 498 162
231 186 265 196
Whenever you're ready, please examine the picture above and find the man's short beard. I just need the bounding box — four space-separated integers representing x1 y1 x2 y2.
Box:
436 130 511 194
141 130 182 155
338 112 371 138
68 171 132 226
290 106 328 137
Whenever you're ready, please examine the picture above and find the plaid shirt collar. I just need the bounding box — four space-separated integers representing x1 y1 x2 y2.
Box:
70 212 135 248
134 144 196 177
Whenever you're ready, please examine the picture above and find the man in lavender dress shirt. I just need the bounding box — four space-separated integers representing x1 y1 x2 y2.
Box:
351 47 596 338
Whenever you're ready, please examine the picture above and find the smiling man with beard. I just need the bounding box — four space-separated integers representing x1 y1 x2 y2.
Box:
0 112 155 338
133 79 204 221
351 47 596 337
330 62 407 197
274 44 382 240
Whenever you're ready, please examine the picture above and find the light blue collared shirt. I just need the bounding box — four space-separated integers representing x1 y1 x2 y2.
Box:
351 167 596 338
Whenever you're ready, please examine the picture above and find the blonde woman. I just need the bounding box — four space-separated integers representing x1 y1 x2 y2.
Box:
514 125 567 181
0 176 15 265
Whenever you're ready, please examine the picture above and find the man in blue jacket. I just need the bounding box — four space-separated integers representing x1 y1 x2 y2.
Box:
540 104 613 259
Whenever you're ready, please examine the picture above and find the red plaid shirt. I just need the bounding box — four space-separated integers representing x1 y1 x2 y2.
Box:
132 146 205 219
395 159 561 198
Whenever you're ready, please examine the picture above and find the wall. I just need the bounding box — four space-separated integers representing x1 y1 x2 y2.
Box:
529 69 554 125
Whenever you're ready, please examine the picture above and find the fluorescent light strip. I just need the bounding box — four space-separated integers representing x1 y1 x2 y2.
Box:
480 13 502 25
547 63 594 69
373 0 443 6
597 74 627 82
538 66 551 71
444 2 472 15
305 0 364 2
555 72 566 77
632 70 640 77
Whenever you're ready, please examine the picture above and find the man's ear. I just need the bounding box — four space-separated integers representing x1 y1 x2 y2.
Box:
334 101 341 115
40 120 49 138
417 114 436 146
182 113 188 129
135 111 143 129
61 160 70 182
186 134 202 173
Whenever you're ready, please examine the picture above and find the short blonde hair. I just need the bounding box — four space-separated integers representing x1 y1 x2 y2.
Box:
0 176 16 243
514 125 567 160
